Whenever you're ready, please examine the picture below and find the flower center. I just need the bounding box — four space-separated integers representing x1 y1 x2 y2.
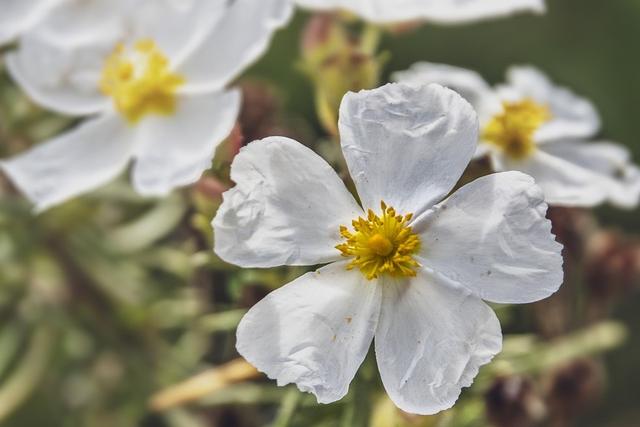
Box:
99 39 185 124
336 201 421 280
482 99 551 160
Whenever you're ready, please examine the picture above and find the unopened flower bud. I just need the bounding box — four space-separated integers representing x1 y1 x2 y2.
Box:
301 13 338 56
544 358 603 421
239 82 280 143
485 376 546 427
547 207 596 260
194 176 228 201
584 231 640 316
300 13 386 136
239 81 308 144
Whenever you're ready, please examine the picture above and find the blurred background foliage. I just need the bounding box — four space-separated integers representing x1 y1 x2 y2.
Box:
0 0 639 426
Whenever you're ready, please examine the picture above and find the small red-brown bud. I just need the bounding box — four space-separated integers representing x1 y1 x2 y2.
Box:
544 358 604 421
485 375 546 427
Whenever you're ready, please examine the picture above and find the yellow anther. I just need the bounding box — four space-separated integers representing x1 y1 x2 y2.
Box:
100 39 184 124
336 201 421 280
482 99 551 160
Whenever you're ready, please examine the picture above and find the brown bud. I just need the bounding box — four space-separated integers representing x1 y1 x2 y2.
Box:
584 231 640 313
193 176 229 201
239 82 279 143
546 207 596 260
226 123 245 156
240 283 270 308
301 13 344 55
485 376 546 427
238 81 303 144
544 358 603 422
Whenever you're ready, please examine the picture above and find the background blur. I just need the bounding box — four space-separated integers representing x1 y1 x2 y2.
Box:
1 0 639 426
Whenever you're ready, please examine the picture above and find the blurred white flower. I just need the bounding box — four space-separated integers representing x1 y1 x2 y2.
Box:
294 0 545 24
0 0 293 211
213 83 563 415
0 0 61 45
394 63 640 208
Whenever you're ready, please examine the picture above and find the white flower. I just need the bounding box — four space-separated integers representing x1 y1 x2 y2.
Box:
294 0 545 24
213 83 563 414
0 0 61 45
0 0 293 211
394 63 640 208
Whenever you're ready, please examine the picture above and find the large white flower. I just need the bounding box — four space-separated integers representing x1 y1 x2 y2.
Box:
294 0 545 24
394 63 640 208
0 0 293 211
213 83 563 414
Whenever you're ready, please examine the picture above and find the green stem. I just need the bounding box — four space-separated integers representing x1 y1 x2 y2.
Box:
271 387 301 427
0 326 55 421
360 24 383 55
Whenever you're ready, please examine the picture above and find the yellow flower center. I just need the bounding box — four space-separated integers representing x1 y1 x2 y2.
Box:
336 201 421 280
482 99 551 160
99 39 185 124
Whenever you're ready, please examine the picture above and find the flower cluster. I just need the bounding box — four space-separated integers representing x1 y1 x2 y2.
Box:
1 0 293 211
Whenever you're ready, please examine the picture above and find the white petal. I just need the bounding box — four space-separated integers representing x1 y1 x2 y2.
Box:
503 66 600 142
213 137 363 268
131 89 241 196
292 0 338 11
127 0 228 66
540 141 640 209
411 171 563 304
393 62 490 109
498 148 625 208
497 150 611 207
375 271 502 415
392 62 502 124
294 0 544 24
26 0 127 45
339 83 478 216
29 0 226 62
0 114 132 212
0 0 60 45
6 32 112 116
237 262 381 404
411 0 546 24
178 0 293 92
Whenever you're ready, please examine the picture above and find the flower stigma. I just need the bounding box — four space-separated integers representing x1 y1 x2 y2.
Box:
482 99 551 160
100 39 185 124
336 201 421 280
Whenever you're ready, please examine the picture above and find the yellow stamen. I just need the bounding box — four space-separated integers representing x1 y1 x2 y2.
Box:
100 39 184 124
368 233 393 256
336 201 421 280
482 99 551 160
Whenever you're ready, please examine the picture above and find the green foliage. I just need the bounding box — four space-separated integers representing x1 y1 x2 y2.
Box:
1 1 640 426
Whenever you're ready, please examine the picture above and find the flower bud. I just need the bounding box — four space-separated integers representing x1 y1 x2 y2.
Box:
239 82 280 143
239 81 309 144
547 207 596 260
583 231 640 318
544 358 604 421
300 13 386 135
485 376 546 427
